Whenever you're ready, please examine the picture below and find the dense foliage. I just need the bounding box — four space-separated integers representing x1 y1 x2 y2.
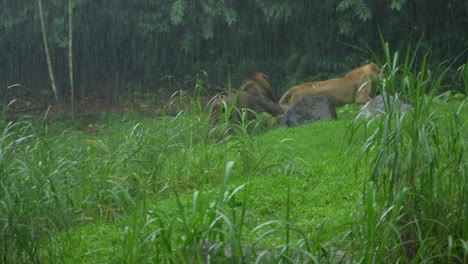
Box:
1 1 468 262
1 0 467 103
0 60 467 262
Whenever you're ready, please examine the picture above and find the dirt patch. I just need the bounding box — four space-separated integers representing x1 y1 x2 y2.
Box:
2 89 215 119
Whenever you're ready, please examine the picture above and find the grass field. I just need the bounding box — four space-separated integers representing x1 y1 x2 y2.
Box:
1 96 466 263
1 55 468 263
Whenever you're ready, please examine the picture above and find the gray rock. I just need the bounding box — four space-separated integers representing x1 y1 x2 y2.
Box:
280 96 337 127
357 94 411 118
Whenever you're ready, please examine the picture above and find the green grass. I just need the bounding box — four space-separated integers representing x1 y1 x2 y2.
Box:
2 96 465 262
0 106 365 262
1 48 467 262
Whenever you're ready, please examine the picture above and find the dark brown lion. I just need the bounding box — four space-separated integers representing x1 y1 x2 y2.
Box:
209 72 286 124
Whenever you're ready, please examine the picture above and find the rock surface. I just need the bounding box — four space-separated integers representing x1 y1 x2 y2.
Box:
357 94 411 118
280 96 337 127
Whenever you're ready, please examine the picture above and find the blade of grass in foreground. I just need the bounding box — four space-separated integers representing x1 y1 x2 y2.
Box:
347 38 468 262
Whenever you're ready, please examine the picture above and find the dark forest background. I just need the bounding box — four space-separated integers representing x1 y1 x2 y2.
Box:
1 0 467 109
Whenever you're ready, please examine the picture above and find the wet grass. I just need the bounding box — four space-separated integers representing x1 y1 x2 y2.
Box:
1 51 467 262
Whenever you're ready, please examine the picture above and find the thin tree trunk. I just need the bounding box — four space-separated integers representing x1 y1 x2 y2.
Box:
37 0 59 102
68 0 74 120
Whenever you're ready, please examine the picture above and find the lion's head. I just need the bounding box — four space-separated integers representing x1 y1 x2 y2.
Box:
241 71 277 102
368 62 382 77
345 62 382 81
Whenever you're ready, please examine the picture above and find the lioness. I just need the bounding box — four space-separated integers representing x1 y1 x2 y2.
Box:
209 72 286 124
279 62 381 106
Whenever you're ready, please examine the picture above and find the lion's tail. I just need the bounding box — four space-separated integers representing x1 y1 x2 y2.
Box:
279 90 292 105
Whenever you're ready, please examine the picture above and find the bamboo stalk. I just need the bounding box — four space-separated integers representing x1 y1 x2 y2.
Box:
37 0 59 102
68 0 74 120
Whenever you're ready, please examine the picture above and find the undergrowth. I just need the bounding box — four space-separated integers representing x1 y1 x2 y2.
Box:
1 41 467 263
346 37 468 263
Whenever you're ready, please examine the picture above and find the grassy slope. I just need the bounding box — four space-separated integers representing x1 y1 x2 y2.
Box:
4 98 465 263
48 109 363 262
78 100 465 262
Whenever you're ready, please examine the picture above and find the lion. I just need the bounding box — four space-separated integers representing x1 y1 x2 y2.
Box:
279 62 381 106
209 72 287 125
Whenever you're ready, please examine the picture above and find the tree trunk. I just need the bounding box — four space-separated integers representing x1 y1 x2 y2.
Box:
37 0 59 102
68 0 74 119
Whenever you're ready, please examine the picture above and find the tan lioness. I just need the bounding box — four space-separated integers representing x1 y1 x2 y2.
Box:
279 62 381 106
209 72 286 124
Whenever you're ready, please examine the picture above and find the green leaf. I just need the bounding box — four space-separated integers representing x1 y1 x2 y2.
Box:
201 19 214 39
336 0 354 12
224 8 237 26
390 0 406 11
356 5 371 21
170 0 187 26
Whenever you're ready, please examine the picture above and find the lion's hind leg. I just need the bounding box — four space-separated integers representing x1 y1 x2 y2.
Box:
280 89 302 106
279 90 293 105
288 92 305 106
